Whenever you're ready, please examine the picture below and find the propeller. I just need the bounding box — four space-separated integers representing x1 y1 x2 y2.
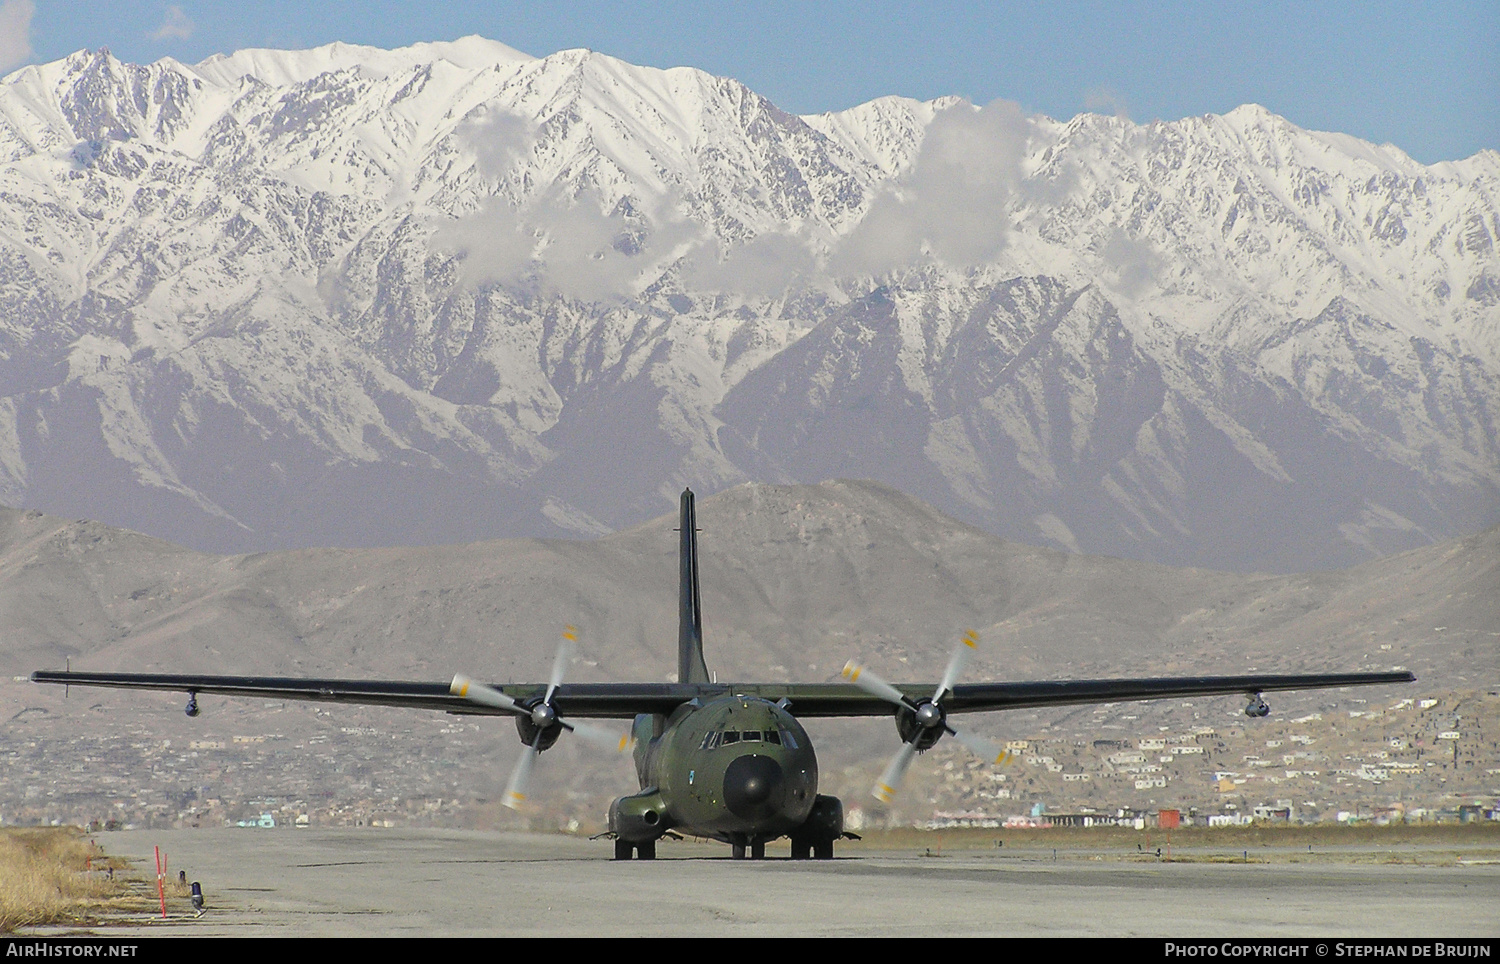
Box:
450 626 630 810
842 629 1014 804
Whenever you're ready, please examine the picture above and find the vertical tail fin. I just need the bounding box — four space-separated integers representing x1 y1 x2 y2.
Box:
678 488 711 685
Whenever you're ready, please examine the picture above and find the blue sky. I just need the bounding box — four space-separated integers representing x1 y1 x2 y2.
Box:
7 1 1496 163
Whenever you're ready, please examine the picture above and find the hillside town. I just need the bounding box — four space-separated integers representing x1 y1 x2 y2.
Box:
6 688 1495 834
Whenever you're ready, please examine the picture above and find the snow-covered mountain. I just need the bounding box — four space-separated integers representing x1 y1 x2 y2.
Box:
0 37 1494 570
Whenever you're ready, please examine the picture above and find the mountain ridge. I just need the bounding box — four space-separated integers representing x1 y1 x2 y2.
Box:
0 39 1494 571
6 479 1482 692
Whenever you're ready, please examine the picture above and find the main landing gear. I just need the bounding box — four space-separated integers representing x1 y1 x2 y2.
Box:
788 839 834 860
725 837 836 859
730 840 767 860
614 838 656 860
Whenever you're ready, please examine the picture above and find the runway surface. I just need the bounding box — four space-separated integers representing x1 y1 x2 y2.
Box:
69 828 1500 937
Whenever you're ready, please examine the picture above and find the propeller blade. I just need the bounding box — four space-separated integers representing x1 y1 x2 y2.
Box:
460 627 629 807
450 674 522 714
934 629 978 703
949 727 1013 766
872 739 920 804
502 737 542 810
545 625 577 705
565 718 634 754
841 660 914 709
851 629 1008 804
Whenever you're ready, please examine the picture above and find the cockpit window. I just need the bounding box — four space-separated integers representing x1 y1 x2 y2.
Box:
704 728 793 749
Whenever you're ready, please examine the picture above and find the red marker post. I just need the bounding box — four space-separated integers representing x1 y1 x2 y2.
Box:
154 846 167 918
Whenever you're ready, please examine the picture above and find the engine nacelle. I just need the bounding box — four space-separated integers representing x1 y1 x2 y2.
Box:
609 788 670 842
894 702 945 750
515 704 563 751
1245 694 1270 718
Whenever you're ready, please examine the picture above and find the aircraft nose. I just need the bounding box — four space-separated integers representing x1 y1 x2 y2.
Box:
722 754 785 819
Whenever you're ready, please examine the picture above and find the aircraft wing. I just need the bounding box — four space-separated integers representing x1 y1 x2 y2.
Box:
27 671 710 718
937 671 1416 714
31 669 1413 718
706 671 1415 716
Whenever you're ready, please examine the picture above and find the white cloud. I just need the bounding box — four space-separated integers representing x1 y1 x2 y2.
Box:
0 0 34 73
457 107 536 182
435 112 708 302
1084 86 1131 120
152 5 194 42
1099 228 1162 297
436 98 1044 303
680 228 823 299
435 187 706 303
829 99 1033 279
685 100 1042 299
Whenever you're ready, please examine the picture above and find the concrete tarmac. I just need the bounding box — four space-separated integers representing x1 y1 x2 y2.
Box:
66 828 1500 937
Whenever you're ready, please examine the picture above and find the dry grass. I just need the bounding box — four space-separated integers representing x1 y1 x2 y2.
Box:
0 827 134 933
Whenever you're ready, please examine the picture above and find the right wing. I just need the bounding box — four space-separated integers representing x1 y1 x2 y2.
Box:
29 671 703 718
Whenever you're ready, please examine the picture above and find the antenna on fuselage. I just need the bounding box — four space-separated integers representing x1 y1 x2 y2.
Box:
677 488 711 685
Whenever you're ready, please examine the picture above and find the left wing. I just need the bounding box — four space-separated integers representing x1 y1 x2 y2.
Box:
662 671 1415 715
940 671 1416 713
31 669 1414 718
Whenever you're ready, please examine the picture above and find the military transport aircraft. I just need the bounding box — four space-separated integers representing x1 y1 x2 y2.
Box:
33 489 1413 861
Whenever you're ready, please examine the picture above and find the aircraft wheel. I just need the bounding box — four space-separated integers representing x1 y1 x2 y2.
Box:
790 841 810 860
732 843 746 859
751 840 765 860
637 840 656 860
614 839 632 860
814 840 834 860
